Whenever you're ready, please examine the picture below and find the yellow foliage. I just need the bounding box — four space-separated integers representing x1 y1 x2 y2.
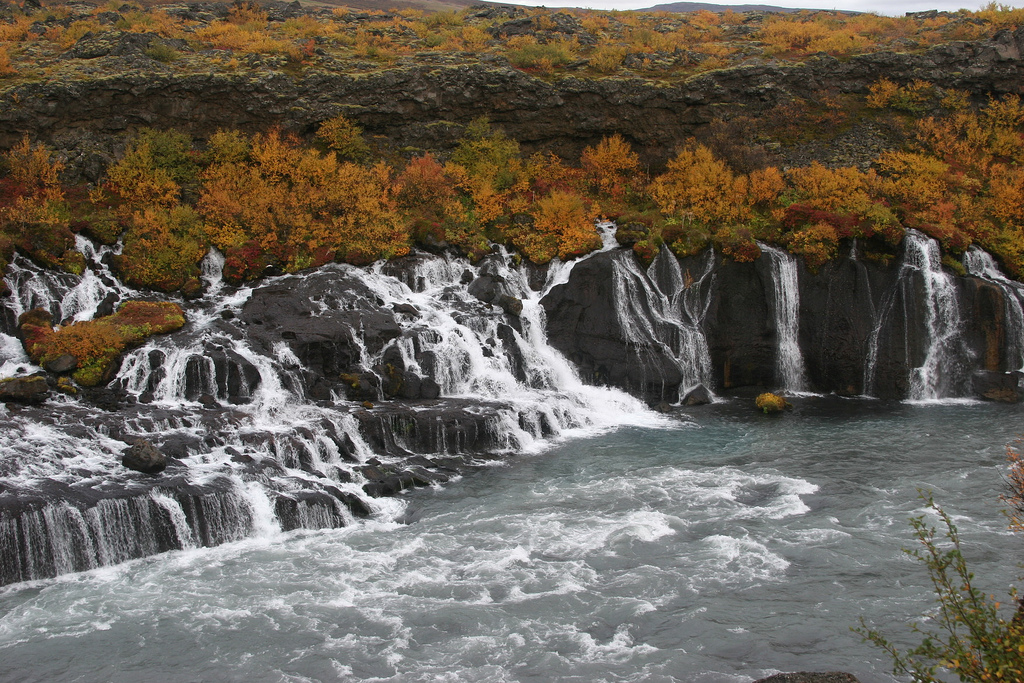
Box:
106 140 180 209
649 144 748 225
580 134 642 201
747 166 785 206
512 190 599 264
788 222 839 271
4 136 64 196
316 114 370 163
786 162 873 216
0 47 16 77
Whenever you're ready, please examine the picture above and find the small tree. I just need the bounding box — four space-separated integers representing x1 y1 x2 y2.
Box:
857 493 1024 683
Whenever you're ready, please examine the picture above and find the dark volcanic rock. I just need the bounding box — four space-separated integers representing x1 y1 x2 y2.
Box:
0 375 48 404
241 266 401 382
43 353 78 374
682 384 712 406
753 674 860 683
974 370 1024 402
121 438 167 474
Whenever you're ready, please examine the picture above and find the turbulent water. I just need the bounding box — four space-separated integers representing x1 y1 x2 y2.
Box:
1 400 1020 683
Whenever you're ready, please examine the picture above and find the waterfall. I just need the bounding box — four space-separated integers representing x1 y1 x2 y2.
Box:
0 232 668 586
964 246 1024 371
904 231 968 401
863 230 971 400
759 244 808 393
604 246 714 401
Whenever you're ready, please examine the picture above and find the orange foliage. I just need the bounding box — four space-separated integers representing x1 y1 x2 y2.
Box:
511 190 599 264
649 144 748 225
580 134 643 203
200 130 407 271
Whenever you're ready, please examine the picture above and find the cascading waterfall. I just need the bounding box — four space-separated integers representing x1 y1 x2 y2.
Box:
0 229 665 586
863 230 971 400
904 230 969 400
606 246 715 401
759 244 808 393
964 246 1024 371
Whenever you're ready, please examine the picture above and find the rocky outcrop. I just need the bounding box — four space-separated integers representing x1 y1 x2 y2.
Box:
541 240 1024 401
0 374 49 404
3 27 1023 172
121 438 167 474
753 674 860 683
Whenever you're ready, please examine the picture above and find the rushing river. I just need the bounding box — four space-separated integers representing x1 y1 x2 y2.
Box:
1 399 1021 683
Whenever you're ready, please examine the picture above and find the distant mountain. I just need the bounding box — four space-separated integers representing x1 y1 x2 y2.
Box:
643 2 802 12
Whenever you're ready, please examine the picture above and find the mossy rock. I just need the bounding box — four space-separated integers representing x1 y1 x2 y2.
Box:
756 392 792 414
20 300 186 387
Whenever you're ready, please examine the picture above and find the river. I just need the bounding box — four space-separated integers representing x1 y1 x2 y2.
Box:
1 399 1019 683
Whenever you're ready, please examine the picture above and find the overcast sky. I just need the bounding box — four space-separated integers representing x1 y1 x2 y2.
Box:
512 0 1004 17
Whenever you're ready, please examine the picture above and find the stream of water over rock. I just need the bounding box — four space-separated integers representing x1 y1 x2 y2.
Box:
1 227 1023 681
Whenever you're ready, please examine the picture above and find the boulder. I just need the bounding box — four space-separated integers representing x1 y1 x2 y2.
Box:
121 438 167 474
44 353 78 374
682 384 712 406
0 375 49 404
974 370 1024 402
753 674 859 683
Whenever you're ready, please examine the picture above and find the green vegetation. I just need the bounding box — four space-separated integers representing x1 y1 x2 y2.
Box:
857 493 1024 682
19 301 186 386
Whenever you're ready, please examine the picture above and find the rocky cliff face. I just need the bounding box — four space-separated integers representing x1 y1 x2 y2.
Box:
541 235 1024 402
2 26 1023 172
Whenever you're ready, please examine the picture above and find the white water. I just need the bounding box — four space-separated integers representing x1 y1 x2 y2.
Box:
904 230 968 401
964 246 1024 371
0 233 672 584
759 244 808 393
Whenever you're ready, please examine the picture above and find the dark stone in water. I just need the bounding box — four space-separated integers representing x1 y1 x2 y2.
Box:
682 385 712 406
974 370 1024 403
392 303 420 318
198 393 220 409
0 375 49 404
94 292 119 318
652 402 673 413
121 438 167 474
753 674 860 683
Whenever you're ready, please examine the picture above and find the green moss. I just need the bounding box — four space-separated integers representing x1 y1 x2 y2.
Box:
20 301 186 387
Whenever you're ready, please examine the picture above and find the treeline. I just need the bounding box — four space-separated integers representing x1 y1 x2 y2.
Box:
1 87 1023 291
1 1 1023 81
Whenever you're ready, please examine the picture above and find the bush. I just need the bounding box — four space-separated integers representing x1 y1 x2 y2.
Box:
20 301 186 386
755 392 789 413
857 494 1024 683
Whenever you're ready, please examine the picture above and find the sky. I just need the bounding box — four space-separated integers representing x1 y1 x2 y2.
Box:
511 0 1007 17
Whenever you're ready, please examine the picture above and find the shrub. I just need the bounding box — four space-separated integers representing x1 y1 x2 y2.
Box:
507 36 577 72
20 301 186 386
316 114 370 163
857 494 1024 683
115 205 207 292
755 392 789 413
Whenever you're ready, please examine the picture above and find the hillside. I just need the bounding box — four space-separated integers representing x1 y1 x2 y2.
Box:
0 1 1023 293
